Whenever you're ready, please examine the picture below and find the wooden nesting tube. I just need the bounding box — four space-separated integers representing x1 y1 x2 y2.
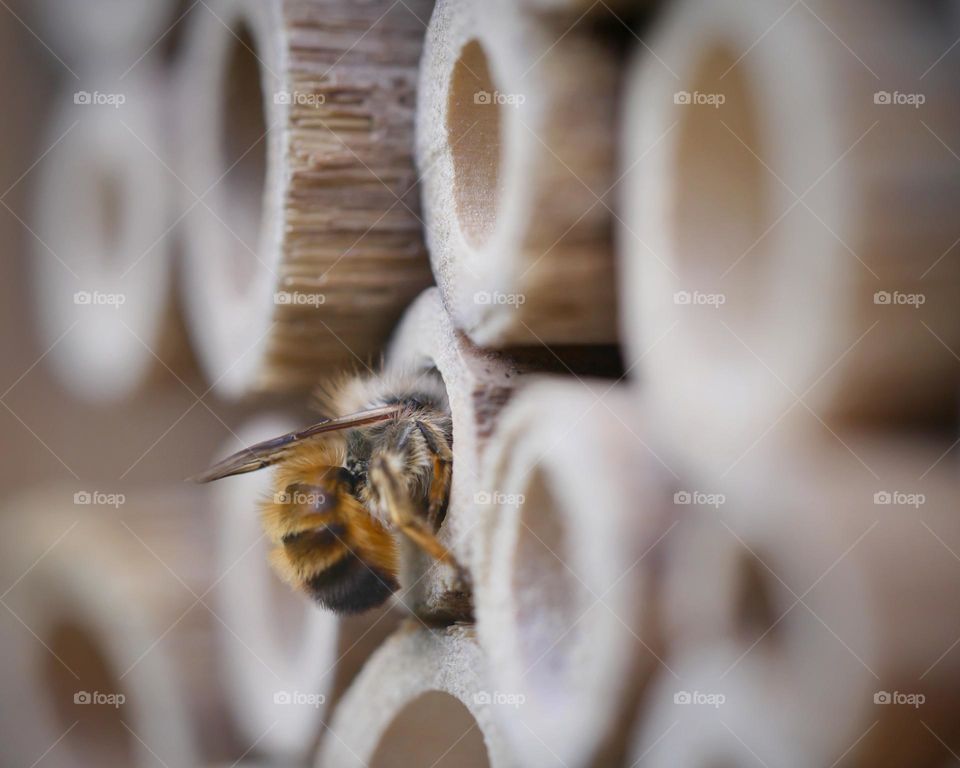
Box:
178 0 434 399
632 427 960 768
31 72 181 404
384 287 521 622
317 624 518 768
209 416 341 758
209 416 400 760
417 0 618 347
619 0 960 468
474 379 675 767
0 488 230 768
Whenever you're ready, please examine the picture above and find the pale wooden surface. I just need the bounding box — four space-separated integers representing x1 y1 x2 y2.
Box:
179 0 434 398
417 0 618 346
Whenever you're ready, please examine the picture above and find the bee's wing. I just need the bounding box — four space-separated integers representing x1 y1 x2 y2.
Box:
192 404 401 483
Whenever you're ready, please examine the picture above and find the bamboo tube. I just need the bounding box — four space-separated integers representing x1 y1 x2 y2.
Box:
640 426 960 767
473 378 674 766
317 624 518 768
0 488 224 768
31 0 180 64
31 73 179 404
619 0 960 468
384 287 521 621
416 0 618 346
208 416 343 759
178 0 434 398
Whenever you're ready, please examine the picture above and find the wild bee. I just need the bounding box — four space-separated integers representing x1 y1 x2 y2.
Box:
196 369 468 615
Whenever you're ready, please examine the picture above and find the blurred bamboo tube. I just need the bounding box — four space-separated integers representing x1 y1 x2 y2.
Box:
384 287 520 621
0 489 222 768
31 0 180 64
209 416 342 758
619 0 960 466
317 624 518 768
416 0 618 346
31 74 179 404
628 645 836 768
178 0 434 399
473 379 674 766
640 428 960 767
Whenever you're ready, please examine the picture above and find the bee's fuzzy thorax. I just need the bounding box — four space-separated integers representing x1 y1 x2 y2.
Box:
313 367 450 419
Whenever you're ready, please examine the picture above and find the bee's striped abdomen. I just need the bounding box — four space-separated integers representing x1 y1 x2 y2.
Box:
305 551 398 614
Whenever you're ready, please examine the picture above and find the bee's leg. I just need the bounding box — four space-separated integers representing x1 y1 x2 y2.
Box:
368 455 469 586
416 420 453 529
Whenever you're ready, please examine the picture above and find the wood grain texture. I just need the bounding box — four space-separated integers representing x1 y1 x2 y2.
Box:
417 0 618 347
179 0 434 397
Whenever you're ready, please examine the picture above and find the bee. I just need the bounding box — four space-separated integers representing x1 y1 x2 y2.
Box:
196 369 468 615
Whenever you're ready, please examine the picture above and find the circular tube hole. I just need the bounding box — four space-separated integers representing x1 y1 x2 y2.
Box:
370 692 490 768
96 170 124 260
222 21 267 293
42 620 133 766
673 46 766 361
735 552 780 645
447 40 503 249
511 469 581 690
